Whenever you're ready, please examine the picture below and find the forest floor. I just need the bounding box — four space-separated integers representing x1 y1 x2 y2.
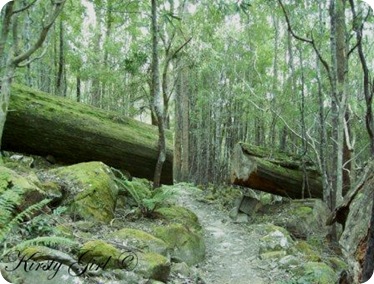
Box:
170 184 291 284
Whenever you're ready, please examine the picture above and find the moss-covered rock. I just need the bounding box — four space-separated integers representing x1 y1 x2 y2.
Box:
279 255 301 269
153 223 205 266
258 224 294 254
293 262 338 284
79 240 123 269
260 250 287 260
327 256 348 273
48 162 119 223
135 252 170 282
155 205 202 232
108 228 168 256
260 199 330 241
295 241 321 262
0 166 48 226
79 239 170 281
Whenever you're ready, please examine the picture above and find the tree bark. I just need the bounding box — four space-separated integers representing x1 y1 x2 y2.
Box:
151 0 166 189
231 143 323 199
2 84 173 184
56 17 65 97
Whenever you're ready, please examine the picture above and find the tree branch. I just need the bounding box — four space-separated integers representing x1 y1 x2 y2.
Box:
12 0 38 14
17 42 49 67
277 0 331 83
12 0 66 66
171 37 192 58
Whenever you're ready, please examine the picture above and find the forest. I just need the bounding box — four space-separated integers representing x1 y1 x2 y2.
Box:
0 0 374 283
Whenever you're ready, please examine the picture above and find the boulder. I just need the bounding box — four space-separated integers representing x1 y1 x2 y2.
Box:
46 162 119 223
293 262 338 284
155 205 202 232
153 223 205 266
258 224 294 260
79 240 124 270
0 166 49 227
79 240 170 282
260 198 330 240
107 228 169 256
135 252 170 282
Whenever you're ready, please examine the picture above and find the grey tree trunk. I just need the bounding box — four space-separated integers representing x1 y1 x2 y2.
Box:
151 0 167 189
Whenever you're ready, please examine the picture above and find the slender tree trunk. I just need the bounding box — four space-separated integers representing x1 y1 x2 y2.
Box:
56 17 65 96
174 60 183 182
180 65 190 181
76 75 81 103
329 0 347 240
151 0 166 189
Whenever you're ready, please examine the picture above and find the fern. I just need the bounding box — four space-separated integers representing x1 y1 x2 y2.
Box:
111 167 176 216
0 186 24 227
0 191 76 263
142 187 176 212
0 198 52 243
2 236 78 257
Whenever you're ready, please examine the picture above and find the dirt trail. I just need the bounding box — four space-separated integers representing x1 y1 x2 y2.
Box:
171 184 287 284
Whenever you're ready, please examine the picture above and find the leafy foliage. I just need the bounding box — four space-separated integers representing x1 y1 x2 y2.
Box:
112 168 176 217
0 186 75 258
0 184 52 241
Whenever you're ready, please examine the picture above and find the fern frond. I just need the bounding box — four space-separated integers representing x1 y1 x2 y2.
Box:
0 198 52 243
143 187 176 212
2 236 78 257
0 186 24 226
114 177 142 206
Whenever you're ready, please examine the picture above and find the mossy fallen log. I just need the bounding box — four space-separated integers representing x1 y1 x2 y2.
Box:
231 142 323 199
2 84 173 184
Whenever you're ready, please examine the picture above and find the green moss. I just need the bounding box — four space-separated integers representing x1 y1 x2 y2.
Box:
327 256 348 272
50 162 118 223
54 223 74 238
155 205 202 232
295 262 337 284
10 84 173 155
292 206 313 218
153 224 205 265
295 241 321 262
108 228 168 256
241 143 294 162
136 252 170 282
79 240 122 269
260 250 287 260
0 166 46 226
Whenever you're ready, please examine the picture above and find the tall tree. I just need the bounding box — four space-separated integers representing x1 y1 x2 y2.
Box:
151 0 166 189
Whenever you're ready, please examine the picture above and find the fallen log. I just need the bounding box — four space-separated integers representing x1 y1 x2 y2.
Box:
231 142 323 199
2 84 173 184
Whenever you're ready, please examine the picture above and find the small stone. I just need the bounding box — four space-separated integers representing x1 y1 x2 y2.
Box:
235 213 249 223
171 262 191 277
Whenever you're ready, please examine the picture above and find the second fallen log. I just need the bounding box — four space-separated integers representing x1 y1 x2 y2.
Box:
231 143 323 199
